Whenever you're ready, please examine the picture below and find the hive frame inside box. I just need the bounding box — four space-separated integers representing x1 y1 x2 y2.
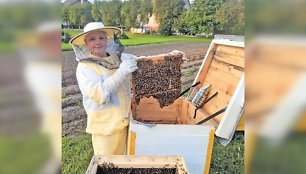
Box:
86 155 189 174
132 39 245 131
131 52 183 111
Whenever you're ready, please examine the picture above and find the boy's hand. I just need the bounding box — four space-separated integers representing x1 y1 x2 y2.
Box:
120 53 137 61
118 59 138 76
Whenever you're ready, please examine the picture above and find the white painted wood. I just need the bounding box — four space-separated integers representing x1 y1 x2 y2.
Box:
215 73 244 145
130 122 213 174
214 34 244 42
86 156 96 174
212 39 244 48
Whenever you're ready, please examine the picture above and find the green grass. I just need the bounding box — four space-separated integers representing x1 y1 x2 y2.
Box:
62 133 93 174
183 70 197 77
61 30 212 51
62 132 244 174
210 132 244 174
120 33 212 46
62 43 72 51
62 43 73 51
63 29 82 37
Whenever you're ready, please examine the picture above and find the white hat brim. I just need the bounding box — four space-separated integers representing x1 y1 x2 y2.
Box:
69 27 121 45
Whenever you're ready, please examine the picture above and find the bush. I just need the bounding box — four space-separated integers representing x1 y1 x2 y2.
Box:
119 32 129 39
62 32 71 43
158 23 173 36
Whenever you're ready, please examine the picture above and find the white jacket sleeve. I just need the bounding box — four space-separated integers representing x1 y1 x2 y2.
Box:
76 65 111 105
76 59 138 105
102 59 137 93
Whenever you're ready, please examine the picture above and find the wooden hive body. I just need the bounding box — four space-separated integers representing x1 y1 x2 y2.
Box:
86 155 189 174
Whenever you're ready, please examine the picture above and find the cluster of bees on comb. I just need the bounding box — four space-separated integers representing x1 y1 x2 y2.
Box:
132 52 183 108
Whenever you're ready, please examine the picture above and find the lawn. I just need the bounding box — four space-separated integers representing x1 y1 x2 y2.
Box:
62 30 212 51
62 133 93 174
62 43 73 51
62 132 244 174
63 29 83 37
120 33 213 46
210 132 244 174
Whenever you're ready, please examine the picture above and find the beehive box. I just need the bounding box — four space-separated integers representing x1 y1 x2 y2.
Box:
132 39 245 132
128 123 215 174
86 155 189 174
128 38 244 173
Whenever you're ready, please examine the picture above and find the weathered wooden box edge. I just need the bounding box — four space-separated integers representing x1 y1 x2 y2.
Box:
86 155 189 174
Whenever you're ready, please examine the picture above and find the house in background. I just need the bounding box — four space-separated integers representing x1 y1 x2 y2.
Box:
142 0 191 34
143 14 158 34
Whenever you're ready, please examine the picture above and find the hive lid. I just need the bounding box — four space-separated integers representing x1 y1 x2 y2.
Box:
190 38 245 142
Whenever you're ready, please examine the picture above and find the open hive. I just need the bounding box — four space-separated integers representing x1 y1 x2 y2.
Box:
128 38 245 173
86 155 189 174
130 39 245 131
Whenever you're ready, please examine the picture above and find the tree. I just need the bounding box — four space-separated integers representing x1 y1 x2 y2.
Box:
178 0 224 35
100 0 123 26
174 12 189 35
80 4 94 26
69 5 82 28
92 0 102 22
154 0 185 35
215 0 244 35
61 7 70 28
140 0 153 24
121 0 141 29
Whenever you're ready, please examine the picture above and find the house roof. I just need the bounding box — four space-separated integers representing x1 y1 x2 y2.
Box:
63 0 91 6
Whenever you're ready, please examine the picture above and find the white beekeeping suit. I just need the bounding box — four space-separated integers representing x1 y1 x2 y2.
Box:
69 22 137 155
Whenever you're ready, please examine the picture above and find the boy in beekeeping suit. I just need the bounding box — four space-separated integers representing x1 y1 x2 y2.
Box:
69 22 138 155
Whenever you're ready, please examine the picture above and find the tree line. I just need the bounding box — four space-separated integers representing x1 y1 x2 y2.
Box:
61 0 244 35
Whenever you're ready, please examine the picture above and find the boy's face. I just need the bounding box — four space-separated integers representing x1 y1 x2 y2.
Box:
84 31 108 57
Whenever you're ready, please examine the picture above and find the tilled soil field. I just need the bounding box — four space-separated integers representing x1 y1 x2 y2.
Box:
62 42 209 137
